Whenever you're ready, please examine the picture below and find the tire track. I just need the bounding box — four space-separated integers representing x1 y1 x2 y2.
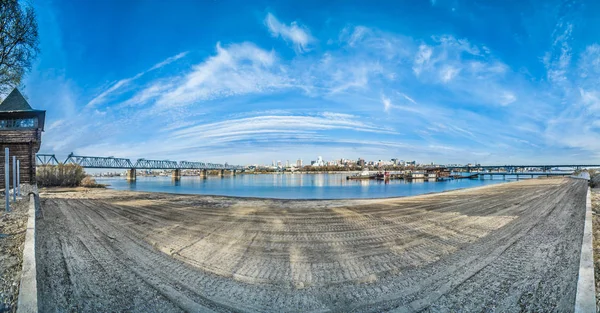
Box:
36 178 586 312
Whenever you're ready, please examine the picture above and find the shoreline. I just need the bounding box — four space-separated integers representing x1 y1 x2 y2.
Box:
43 177 524 202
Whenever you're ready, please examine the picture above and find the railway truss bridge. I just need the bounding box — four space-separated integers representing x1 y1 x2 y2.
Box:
446 164 600 173
36 152 244 181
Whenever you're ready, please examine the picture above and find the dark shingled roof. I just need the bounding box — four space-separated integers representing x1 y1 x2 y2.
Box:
0 88 34 112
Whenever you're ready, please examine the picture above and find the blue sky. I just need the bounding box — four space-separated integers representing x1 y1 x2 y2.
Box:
20 0 600 165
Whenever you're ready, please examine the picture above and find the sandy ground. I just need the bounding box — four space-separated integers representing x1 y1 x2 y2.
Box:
0 198 29 313
36 178 587 312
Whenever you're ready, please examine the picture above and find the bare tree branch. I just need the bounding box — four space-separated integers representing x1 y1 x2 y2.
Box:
0 0 39 94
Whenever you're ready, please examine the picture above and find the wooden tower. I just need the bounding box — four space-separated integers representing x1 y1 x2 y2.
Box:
0 88 45 185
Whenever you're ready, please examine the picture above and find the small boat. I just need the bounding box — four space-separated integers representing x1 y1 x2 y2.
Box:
375 171 390 180
347 170 372 180
453 174 479 179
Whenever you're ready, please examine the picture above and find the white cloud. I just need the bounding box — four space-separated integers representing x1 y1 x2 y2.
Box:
329 63 383 93
148 52 188 71
579 88 600 112
578 44 600 80
344 26 369 47
434 35 481 56
399 92 417 104
86 75 139 108
413 44 433 75
440 65 460 82
86 51 188 108
544 23 573 84
382 94 392 112
148 42 288 109
264 13 314 53
171 114 397 141
499 91 517 106
120 82 173 107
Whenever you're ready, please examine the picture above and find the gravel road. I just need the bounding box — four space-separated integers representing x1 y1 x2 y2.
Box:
36 178 587 312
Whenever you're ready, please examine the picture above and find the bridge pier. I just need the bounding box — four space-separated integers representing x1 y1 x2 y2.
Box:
220 169 225 177
126 169 136 182
200 169 207 179
232 169 236 176
172 169 181 181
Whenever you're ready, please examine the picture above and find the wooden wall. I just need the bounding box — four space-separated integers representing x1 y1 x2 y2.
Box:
0 129 42 187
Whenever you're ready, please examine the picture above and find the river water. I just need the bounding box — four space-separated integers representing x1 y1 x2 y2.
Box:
93 173 537 199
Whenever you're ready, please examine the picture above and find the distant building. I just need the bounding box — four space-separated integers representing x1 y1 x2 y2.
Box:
358 158 365 167
296 159 303 167
313 156 324 167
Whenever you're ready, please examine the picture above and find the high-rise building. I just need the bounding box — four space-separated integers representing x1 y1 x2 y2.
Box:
358 158 365 167
286 160 289 167
296 159 303 167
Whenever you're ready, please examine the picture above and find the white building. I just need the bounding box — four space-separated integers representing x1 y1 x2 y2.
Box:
312 156 325 167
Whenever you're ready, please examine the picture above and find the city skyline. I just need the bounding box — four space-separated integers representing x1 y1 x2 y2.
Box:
17 1 600 165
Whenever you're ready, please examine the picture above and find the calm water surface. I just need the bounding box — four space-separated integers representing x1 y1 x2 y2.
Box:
95 173 527 199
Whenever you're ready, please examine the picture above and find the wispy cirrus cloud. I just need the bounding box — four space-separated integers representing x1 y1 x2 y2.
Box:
264 13 315 53
171 113 397 140
122 42 290 110
86 51 188 108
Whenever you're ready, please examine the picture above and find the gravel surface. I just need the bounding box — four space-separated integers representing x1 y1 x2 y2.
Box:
591 188 600 311
36 178 587 312
0 198 29 313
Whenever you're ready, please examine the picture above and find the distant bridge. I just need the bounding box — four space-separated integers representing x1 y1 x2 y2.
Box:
445 164 600 172
36 153 243 170
36 153 244 181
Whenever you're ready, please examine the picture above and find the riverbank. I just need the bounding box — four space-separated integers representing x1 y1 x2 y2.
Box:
35 177 587 312
0 199 29 313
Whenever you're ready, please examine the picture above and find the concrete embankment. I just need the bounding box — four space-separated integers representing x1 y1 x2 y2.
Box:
16 193 38 313
35 178 588 312
0 188 36 313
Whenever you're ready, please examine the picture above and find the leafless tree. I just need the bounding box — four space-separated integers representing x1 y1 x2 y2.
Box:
0 0 38 94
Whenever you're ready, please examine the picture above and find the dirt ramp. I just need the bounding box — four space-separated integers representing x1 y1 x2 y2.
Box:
36 178 587 312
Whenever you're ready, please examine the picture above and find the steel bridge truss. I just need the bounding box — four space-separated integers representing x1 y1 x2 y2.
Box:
36 154 60 166
64 153 135 169
134 159 179 169
446 164 600 172
37 153 243 170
